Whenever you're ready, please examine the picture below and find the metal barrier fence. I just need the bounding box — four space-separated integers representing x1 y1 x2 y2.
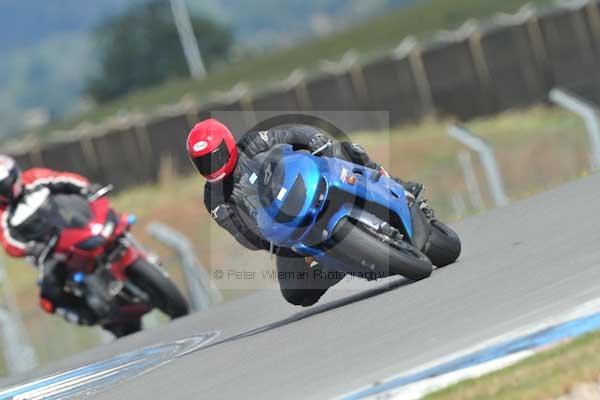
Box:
147 222 222 312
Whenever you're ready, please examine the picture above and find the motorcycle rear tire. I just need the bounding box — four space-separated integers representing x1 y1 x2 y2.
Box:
126 259 189 319
425 220 461 268
328 219 433 281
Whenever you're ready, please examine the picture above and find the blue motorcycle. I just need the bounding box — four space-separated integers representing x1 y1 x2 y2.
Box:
244 144 461 281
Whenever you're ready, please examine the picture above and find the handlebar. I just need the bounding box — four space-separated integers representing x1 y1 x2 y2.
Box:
88 184 114 201
36 235 58 284
311 141 332 156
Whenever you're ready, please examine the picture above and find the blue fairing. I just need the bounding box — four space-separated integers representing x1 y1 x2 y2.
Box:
253 145 413 258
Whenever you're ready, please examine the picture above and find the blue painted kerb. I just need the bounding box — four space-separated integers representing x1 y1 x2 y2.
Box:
343 311 600 399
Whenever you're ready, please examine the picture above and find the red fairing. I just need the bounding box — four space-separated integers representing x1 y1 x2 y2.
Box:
54 196 141 280
39 298 55 314
50 193 151 319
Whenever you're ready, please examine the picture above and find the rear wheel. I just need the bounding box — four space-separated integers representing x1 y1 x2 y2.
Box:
425 220 461 267
126 259 189 319
327 219 433 281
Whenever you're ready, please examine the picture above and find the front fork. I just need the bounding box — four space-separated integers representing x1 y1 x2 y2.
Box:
105 233 143 281
101 235 153 309
107 233 169 305
409 202 433 252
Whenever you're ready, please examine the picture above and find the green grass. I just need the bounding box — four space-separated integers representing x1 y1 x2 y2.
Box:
426 330 600 400
33 0 555 138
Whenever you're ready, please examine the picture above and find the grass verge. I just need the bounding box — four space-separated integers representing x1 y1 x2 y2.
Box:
425 330 600 400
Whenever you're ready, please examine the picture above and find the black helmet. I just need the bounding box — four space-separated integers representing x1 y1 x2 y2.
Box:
0 156 22 205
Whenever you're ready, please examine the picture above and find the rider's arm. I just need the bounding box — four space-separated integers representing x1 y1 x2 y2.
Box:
23 168 91 195
204 185 271 252
0 208 26 257
239 127 387 173
238 126 329 158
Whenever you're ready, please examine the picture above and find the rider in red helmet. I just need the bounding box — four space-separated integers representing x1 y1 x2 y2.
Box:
187 119 423 306
0 156 105 327
187 118 238 183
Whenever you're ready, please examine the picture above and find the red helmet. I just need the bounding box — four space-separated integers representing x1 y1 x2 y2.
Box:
186 119 238 182
0 155 22 205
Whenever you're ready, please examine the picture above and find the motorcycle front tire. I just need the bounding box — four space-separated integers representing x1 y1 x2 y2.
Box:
126 259 190 319
424 220 462 268
327 219 433 281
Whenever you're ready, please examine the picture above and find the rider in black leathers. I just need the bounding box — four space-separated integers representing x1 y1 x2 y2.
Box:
188 119 423 306
0 157 139 336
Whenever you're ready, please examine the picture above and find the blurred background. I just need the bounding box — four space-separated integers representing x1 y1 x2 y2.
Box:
0 0 599 377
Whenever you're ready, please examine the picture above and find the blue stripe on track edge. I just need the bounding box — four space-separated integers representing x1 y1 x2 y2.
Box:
343 311 600 399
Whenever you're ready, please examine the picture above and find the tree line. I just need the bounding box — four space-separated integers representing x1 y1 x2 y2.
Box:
86 0 232 103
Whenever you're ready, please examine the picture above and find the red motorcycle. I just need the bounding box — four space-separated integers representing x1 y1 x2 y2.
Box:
14 185 189 337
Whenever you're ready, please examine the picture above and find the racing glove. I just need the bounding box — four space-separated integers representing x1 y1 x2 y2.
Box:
307 133 330 154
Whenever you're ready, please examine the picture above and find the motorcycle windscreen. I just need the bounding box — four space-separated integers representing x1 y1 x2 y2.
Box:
51 195 93 228
272 175 307 224
258 147 313 226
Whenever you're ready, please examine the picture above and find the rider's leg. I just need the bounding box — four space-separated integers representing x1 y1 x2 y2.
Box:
275 249 345 307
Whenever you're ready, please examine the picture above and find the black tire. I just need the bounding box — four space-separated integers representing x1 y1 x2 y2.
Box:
425 220 461 267
127 259 189 319
327 219 433 281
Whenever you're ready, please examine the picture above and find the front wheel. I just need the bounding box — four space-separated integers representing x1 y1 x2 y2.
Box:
326 219 433 281
425 220 461 267
126 259 189 319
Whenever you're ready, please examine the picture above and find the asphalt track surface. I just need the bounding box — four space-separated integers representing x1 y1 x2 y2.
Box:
2 173 600 399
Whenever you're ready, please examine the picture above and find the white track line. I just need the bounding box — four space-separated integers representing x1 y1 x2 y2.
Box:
339 297 600 400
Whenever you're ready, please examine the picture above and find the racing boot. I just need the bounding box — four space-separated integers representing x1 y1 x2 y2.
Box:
402 181 424 199
391 178 424 201
392 178 434 220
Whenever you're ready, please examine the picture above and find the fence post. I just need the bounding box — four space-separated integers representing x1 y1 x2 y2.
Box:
448 125 509 207
586 0 600 58
283 69 312 110
468 25 497 114
395 37 435 116
549 88 600 170
147 222 222 312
